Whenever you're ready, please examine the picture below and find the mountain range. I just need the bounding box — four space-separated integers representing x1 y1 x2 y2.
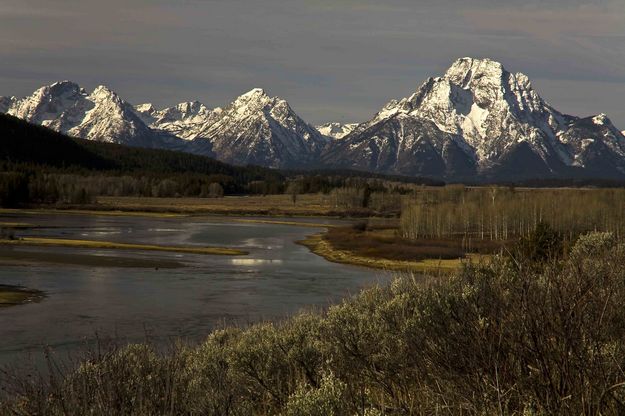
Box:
2 57 624 180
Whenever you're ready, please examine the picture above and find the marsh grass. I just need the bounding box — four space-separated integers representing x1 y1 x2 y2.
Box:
0 237 248 256
0 285 44 307
297 233 472 273
297 223 499 273
324 226 505 261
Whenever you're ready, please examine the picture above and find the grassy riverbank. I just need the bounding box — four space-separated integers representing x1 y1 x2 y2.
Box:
298 233 471 272
49 195 372 217
99 195 331 215
0 207 186 219
0 285 44 307
0 237 248 256
298 224 498 272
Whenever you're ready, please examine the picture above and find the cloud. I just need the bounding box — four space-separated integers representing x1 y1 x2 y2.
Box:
0 0 624 126
462 4 625 40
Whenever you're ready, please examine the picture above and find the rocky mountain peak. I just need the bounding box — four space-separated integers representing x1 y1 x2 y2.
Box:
323 57 625 180
90 85 118 101
45 81 84 98
2 62 624 180
592 113 610 126
236 88 269 103
135 103 155 114
241 87 266 97
227 88 277 116
443 57 505 88
316 122 358 139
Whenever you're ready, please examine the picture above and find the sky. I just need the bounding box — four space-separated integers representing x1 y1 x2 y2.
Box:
1 0 624 128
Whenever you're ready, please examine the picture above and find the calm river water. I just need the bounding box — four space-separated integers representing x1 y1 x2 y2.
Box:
0 212 389 366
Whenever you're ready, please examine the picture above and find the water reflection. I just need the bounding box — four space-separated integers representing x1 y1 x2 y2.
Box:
230 259 284 266
0 213 389 366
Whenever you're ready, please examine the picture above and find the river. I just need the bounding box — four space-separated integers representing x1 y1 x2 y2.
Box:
0 212 389 366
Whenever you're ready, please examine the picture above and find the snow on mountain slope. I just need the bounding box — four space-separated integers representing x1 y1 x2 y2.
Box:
2 81 184 148
2 64 624 179
1 82 327 168
186 88 327 168
316 122 358 139
134 101 221 141
324 57 625 179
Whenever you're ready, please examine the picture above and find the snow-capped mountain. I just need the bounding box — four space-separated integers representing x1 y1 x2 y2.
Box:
2 61 624 180
134 90 327 167
323 57 625 180
134 101 221 141
1 81 184 149
1 82 327 169
185 88 327 168
316 122 358 140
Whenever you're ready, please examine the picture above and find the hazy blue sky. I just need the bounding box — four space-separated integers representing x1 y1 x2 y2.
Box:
1 0 624 127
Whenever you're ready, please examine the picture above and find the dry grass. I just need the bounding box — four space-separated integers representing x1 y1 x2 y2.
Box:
298 233 482 273
96 195 367 216
0 285 44 308
0 237 248 256
3 194 375 218
297 225 500 272
0 195 338 217
327 227 507 261
231 218 340 228
0 208 186 218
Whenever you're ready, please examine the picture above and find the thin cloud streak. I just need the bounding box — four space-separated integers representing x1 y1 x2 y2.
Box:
0 0 623 127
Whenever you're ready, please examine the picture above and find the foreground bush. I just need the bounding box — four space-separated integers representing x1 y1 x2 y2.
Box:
3 232 625 415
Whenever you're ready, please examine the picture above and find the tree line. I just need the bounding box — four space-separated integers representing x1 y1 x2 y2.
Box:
0 113 439 208
400 185 625 241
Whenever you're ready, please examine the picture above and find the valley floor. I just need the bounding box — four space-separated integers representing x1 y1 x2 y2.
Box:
0 198 496 278
94 195 372 217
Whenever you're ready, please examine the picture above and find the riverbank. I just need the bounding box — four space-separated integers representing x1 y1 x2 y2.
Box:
0 285 45 308
97 195 371 216
298 233 475 272
0 237 248 256
298 225 498 273
4 195 374 218
0 207 493 272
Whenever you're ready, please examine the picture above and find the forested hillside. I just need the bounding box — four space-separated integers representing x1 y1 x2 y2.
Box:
0 114 439 208
0 113 283 179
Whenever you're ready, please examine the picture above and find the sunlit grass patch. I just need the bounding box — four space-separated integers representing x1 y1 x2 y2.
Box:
298 233 486 272
0 285 44 308
0 237 248 256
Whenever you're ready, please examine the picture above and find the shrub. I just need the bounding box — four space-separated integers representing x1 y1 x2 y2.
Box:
4 231 625 414
283 372 347 416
